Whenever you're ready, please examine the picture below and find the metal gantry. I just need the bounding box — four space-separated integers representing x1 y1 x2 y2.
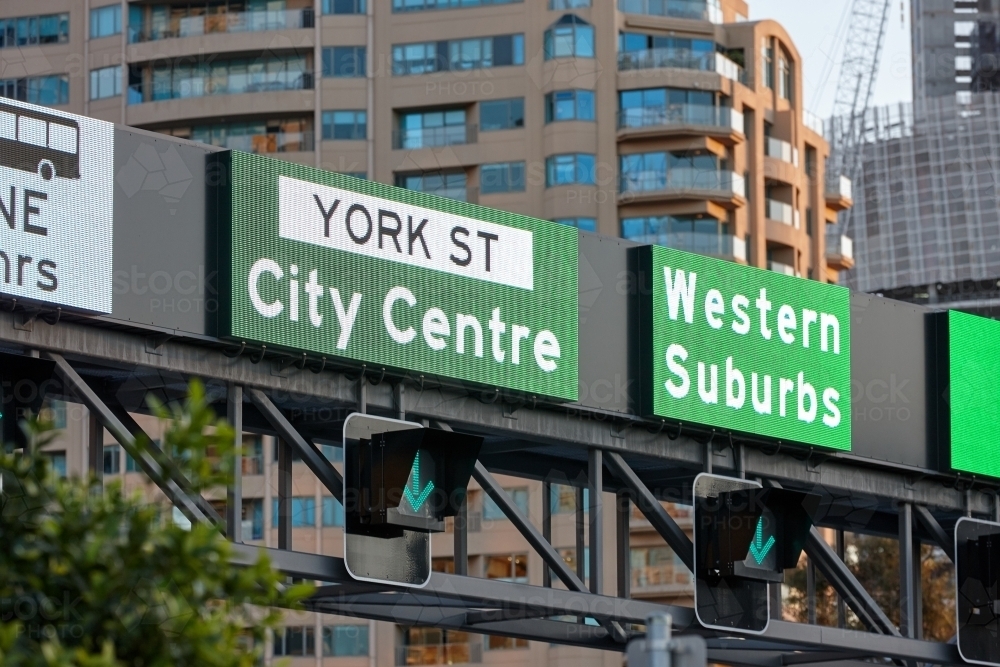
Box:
2 307 987 666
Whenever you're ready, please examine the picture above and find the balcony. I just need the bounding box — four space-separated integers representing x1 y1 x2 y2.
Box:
617 50 745 84
397 643 482 666
826 233 855 270
803 109 825 136
196 131 314 155
764 136 798 166
617 0 723 23
617 105 743 141
766 199 800 229
130 8 313 42
127 70 313 106
621 169 745 202
393 124 477 150
768 260 798 277
825 174 853 211
626 230 746 261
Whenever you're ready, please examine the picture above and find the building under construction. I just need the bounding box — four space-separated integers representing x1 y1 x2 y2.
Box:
833 92 1000 314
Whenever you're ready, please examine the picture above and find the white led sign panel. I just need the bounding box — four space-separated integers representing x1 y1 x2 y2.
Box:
0 99 114 313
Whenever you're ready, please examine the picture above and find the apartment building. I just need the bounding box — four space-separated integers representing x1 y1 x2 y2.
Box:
5 0 850 664
1 0 850 282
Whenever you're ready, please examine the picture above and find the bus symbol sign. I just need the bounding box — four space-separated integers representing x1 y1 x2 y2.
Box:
0 103 81 181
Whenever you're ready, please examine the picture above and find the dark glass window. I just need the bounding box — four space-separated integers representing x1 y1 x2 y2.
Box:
480 98 524 131
323 46 367 77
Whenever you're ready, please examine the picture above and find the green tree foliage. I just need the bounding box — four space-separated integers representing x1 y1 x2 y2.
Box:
0 381 313 665
784 534 955 641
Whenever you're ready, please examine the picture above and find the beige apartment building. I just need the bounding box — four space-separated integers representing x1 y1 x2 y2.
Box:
5 0 853 664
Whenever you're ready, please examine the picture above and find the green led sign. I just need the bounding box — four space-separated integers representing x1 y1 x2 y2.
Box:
404 451 434 512
640 246 852 450
945 310 1000 478
219 152 578 401
748 517 775 565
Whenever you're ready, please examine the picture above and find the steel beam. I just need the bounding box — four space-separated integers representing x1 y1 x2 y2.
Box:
914 504 954 561
247 387 343 501
543 481 553 588
899 503 917 638
604 452 694 571
617 489 630 599
47 352 214 527
277 438 292 550
575 486 586 582
588 448 603 595
87 410 103 484
227 383 243 542
454 493 468 576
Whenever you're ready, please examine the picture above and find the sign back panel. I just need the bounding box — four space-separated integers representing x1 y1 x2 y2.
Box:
220 152 578 401
0 99 113 313
640 246 851 450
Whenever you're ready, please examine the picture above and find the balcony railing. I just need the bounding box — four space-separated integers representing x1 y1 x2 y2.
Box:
826 174 853 201
617 104 743 133
631 565 692 590
130 8 314 42
621 168 745 198
766 199 799 228
768 260 797 277
194 131 315 155
626 230 746 261
617 50 745 83
617 0 723 23
765 136 799 166
397 643 483 666
826 233 854 260
127 71 313 105
393 124 477 150
803 109 825 137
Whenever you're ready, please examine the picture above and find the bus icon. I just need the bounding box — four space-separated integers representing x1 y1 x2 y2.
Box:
0 102 81 181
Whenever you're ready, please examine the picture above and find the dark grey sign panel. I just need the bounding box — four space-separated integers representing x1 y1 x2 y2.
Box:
111 128 221 336
849 294 933 469
576 233 640 414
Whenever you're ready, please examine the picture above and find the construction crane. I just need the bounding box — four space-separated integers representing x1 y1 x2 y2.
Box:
829 0 892 233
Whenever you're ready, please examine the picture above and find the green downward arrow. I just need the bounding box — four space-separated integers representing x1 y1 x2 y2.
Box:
403 450 435 512
748 516 776 565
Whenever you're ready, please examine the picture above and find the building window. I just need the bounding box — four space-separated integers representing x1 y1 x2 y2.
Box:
90 5 121 39
487 635 529 650
324 0 367 13
323 46 366 77
778 53 792 100
397 108 469 149
631 546 690 588
322 110 367 140
762 39 774 89
125 450 141 472
550 0 591 7
486 554 528 583
545 153 595 186
545 89 595 122
323 625 369 656
272 497 316 528
395 171 468 201
480 97 524 131
392 35 524 75
242 435 263 475
483 487 529 519
620 151 718 192
322 496 345 527
90 65 122 100
550 485 588 514
0 13 69 48
394 0 521 10
0 75 69 106
558 547 589 576
45 451 67 478
553 217 596 232
480 162 526 194
274 627 315 657
618 32 715 69
618 87 714 122
245 499 264 540
103 445 120 474
544 15 594 59
319 442 343 462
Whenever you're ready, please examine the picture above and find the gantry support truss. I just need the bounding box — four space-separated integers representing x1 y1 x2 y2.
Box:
2 309 985 666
